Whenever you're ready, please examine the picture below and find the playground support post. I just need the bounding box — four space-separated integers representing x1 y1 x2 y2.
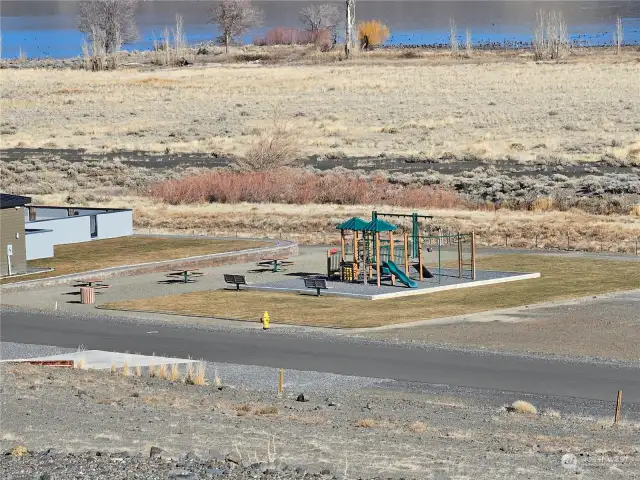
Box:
418 233 424 281
471 230 476 280
326 249 331 279
457 231 463 279
354 231 359 267
376 232 381 287
389 230 395 285
362 232 368 285
403 232 409 276
340 231 345 264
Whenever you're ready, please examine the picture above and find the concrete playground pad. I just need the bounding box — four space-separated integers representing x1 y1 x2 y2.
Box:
245 268 541 300
1 350 197 370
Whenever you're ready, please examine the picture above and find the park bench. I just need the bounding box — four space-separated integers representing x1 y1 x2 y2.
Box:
303 278 328 296
224 274 247 291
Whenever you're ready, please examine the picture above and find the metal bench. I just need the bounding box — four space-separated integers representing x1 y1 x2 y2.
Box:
303 278 328 296
224 274 247 291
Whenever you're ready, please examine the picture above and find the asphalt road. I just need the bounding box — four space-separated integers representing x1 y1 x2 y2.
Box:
2 310 639 403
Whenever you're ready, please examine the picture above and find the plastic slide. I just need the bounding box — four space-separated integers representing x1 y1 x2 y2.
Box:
382 261 419 288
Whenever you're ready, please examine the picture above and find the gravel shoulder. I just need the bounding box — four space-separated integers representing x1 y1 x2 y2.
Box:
2 357 640 480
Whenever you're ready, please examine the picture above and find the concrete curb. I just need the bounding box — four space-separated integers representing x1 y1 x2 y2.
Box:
1 238 298 292
245 272 541 300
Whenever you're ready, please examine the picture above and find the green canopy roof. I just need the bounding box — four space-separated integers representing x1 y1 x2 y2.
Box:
363 218 397 232
336 217 369 231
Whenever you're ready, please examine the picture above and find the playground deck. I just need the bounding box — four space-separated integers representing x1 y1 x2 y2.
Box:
245 267 540 300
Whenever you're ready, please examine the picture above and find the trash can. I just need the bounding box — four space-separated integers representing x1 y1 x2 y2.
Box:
80 287 95 304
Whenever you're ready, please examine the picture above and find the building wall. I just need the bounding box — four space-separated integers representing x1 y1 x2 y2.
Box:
28 216 92 246
1 207 27 275
25 230 55 260
96 210 134 239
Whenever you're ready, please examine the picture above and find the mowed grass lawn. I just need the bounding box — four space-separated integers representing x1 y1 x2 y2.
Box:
0 237 268 284
103 255 640 328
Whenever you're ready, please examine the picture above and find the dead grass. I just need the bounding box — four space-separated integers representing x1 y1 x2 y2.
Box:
0 236 268 284
256 406 279 415
409 421 427 433
102 255 640 328
84 197 640 255
357 418 377 428
508 400 538 415
2 51 638 162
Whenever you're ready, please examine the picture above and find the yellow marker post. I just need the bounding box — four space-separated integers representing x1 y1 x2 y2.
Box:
278 368 284 395
262 311 270 330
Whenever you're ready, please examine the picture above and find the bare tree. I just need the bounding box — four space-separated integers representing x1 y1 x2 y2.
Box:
235 117 301 171
78 0 139 54
345 0 356 58
449 17 458 55
613 15 624 55
209 0 263 54
533 9 569 60
299 4 341 45
465 28 472 57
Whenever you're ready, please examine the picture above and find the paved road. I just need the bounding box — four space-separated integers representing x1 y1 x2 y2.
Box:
2 310 639 403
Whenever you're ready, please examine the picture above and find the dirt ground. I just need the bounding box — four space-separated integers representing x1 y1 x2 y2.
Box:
1 364 639 479
363 290 640 362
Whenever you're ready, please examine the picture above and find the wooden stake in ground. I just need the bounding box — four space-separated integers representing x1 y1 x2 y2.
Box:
614 390 623 424
278 368 284 395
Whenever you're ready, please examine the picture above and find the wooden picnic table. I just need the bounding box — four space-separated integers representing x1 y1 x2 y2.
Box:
256 258 295 273
166 269 204 284
74 278 110 289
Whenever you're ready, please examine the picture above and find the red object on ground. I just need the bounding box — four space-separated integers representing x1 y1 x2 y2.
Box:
10 360 74 368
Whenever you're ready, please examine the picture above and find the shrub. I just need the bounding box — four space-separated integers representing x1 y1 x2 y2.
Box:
358 20 390 49
254 27 331 47
235 119 301 171
149 168 463 208
356 418 377 428
508 400 538 415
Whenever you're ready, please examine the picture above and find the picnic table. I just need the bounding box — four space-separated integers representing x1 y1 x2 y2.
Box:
256 258 295 273
165 269 204 283
74 278 110 289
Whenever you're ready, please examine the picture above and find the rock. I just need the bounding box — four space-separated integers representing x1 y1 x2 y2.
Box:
205 467 227 477
110 451 130 458
225 452 242 465
609 466 624 476
296 393 309 402
182 451 198 461
149 446 164 458
205 467 226 477
37 474 51 480
321 468 332 475
327 401 338 407
365 402 373 410
11 445 29 457
167 469 196 480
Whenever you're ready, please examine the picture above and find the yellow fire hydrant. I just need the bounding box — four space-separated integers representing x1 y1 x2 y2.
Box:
261 311 270 330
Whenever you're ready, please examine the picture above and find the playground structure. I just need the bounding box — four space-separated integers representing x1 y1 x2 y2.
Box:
328 212 476 289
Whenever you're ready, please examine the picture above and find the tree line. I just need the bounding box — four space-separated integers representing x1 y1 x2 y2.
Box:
78 0 388 61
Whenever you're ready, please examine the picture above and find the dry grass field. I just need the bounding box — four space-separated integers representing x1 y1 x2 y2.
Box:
0 236 266 284
2 53 639 162
64 195 640 253
102 255 640 328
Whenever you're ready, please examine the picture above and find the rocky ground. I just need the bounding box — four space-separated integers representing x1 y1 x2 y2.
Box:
1 362 639 480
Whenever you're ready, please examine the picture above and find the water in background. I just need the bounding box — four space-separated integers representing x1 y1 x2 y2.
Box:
1 1 639 59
